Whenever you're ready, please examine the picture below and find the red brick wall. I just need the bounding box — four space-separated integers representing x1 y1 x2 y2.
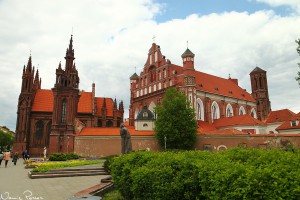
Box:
74 136 161 157
74 134 300 157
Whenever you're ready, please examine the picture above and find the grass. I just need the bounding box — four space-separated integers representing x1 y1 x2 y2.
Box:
30 159 104 172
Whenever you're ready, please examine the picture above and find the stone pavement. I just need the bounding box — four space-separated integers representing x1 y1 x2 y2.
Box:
0 159 109 200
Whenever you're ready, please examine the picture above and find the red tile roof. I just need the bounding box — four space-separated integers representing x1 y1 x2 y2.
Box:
31 89 116 117
194 71 255 102
276 114 300 131
169 64 255 102
200 128 247 135
197 120 216 133
265 109 295 123
32 89 53 112
78 92 92 113
78 127 155 136
96 98 115 117
213 115 265 128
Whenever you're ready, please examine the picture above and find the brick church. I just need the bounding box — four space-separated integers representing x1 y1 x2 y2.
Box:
13 35 124 155
129 42 271 126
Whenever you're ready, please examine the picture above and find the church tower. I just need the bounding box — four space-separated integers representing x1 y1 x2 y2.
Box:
14 56 41 153
250 66 271 121
49 35 80 153
182 48 196 109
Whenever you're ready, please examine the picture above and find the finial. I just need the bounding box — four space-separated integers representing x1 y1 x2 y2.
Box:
134 66 136 73
187 40 189 48
229 73 231 78
152 35 156 43
30 50 31 56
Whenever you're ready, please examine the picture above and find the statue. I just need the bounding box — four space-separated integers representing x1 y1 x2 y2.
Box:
120 123 132 154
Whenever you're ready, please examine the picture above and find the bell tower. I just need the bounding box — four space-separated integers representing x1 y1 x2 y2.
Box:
49 35 80 153
182 47 196 109
250 66 271 121
14 56 36 153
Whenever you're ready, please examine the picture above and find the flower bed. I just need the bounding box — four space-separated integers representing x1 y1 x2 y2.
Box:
30 159 104 173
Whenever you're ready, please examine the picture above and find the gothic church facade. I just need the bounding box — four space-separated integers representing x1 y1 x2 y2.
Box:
13 36 124 155
129 43 271 126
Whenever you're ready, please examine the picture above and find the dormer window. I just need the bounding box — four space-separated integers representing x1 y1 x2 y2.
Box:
143 112 148 118
291 120 299 126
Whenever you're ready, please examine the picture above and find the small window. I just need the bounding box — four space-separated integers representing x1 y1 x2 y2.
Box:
143 123 148 127
291 121 297 126
143 112 148 118
204 144 212 151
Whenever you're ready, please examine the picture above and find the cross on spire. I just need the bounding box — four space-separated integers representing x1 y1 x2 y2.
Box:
187 40 189 48
152 35 156 43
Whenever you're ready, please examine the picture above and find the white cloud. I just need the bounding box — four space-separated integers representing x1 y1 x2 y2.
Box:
0 1 299 130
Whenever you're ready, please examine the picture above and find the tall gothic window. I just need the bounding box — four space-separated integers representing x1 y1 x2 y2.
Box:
259 77 263 89
196 98 204 121
46 122 52 146
62 99 67 124
239 106 246 115
36 120 44 139
226 104 233 117
211 101 220 122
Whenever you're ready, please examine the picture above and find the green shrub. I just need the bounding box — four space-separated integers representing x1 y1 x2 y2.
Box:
109 148 300 200
49 153 79 161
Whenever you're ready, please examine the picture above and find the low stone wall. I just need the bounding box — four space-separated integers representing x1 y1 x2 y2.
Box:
74 134 300 157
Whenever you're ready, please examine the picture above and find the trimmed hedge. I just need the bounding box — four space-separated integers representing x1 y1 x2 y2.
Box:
49 153 79 161
109 148 300 200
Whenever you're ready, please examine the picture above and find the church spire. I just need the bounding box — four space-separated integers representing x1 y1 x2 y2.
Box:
26 55 33 73
65 35 75 71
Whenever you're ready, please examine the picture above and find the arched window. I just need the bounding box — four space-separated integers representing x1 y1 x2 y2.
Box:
61 99 67 124
163 69 166 78
196 98 204 121
251 108 257 119
158 83 161 90
106 120 113 127
211 101 220 122
239 106 246 115
35 120 44 140
226 104 233 117
154 84 157 92
149 86 152 93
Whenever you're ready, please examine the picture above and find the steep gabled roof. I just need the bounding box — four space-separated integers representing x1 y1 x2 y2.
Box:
31 89 117 117
96 97 115 117
194 71 255 102
78 92 92 113
264 109 295 123
276 113 300 131
32 89 53 112
213 115 265 128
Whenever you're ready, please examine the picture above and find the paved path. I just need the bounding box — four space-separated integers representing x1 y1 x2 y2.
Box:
0 159 107 200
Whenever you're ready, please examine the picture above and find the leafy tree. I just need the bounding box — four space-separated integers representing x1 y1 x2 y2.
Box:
154 87 197 150
0 129 14 151
296 39 300 85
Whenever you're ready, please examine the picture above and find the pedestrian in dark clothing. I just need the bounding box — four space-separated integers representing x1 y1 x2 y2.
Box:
12 152 19 165
0 151 3 166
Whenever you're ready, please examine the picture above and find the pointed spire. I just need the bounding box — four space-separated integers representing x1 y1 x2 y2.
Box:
65 35 75 71
119 100 124 112
102 98 106 108
26 55 32 72
114 98 117 109
58 61 62 70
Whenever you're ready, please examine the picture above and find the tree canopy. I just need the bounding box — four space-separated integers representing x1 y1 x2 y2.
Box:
154 87 197 150
0 129 14 151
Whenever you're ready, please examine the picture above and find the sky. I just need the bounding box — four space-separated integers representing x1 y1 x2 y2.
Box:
0 0 300 131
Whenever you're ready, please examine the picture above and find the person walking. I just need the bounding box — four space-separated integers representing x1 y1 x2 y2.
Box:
4 150 11 168
0 151 3 166
12 152 19 165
